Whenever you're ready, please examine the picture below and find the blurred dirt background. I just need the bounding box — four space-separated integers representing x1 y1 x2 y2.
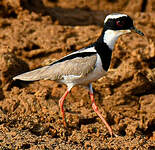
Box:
0 0 155 149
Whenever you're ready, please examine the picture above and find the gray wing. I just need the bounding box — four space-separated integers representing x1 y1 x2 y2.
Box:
13 54 97 81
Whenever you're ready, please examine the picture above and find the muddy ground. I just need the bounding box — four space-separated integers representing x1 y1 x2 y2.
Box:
0 0 155 149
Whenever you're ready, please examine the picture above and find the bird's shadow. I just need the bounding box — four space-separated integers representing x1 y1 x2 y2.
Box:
67 116 98 130
78 116 98 125
11 80 34 89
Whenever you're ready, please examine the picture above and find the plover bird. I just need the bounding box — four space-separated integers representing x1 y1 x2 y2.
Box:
13 13 144 136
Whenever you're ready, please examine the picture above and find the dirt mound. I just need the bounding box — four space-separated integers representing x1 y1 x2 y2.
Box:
0 0 155 149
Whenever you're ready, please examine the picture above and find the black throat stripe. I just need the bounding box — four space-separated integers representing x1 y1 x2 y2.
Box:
94 40 112 71
50 52 97 66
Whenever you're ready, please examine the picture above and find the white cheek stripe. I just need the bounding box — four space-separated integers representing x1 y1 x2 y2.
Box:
103 29 131 50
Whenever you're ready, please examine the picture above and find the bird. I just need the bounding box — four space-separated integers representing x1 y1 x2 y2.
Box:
13 13 144 137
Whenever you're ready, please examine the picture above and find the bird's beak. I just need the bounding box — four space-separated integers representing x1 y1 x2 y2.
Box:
130 26 144 36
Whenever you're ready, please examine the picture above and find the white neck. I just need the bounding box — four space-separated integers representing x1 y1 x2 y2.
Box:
103 29 131 50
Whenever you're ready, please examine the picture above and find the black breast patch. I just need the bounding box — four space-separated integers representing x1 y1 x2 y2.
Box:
95 42 112 71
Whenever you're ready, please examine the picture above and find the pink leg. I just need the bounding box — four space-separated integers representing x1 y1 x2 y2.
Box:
89 84 113 136
59 90 69 127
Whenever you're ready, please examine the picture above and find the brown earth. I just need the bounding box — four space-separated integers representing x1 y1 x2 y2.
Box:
0 0 155 149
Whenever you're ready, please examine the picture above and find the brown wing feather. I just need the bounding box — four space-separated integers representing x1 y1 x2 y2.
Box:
45 54 97 80
13 54 97 81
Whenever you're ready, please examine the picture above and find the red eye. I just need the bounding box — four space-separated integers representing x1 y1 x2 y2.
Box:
116 20 125 27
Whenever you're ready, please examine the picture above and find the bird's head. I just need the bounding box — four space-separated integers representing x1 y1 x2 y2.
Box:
104 13 144 36
102 13 144 49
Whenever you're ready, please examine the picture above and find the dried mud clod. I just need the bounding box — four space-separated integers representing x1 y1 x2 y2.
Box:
0 0 21 17
0 51 29 91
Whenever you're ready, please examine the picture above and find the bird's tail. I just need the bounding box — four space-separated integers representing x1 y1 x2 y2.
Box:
13 66 50 81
